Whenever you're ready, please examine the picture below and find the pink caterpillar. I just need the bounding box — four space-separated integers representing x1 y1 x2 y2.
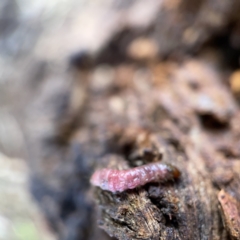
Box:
90 162 180 193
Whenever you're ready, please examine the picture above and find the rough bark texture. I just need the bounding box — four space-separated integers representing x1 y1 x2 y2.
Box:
2 0 240 240
26 50 240 239
82 57 240 240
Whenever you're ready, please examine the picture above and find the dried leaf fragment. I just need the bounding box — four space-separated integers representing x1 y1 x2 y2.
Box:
218 189 240 239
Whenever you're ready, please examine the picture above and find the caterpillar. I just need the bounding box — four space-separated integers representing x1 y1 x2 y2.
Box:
90 162 180 193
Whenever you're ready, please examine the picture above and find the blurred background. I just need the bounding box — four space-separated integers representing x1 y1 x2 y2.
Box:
0 1 107 239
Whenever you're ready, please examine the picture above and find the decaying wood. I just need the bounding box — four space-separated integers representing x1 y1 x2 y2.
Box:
28 53 238 239
26 42 240 240
83 57 240 240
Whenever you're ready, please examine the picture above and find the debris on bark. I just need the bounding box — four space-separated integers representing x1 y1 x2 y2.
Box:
218 190 240 240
